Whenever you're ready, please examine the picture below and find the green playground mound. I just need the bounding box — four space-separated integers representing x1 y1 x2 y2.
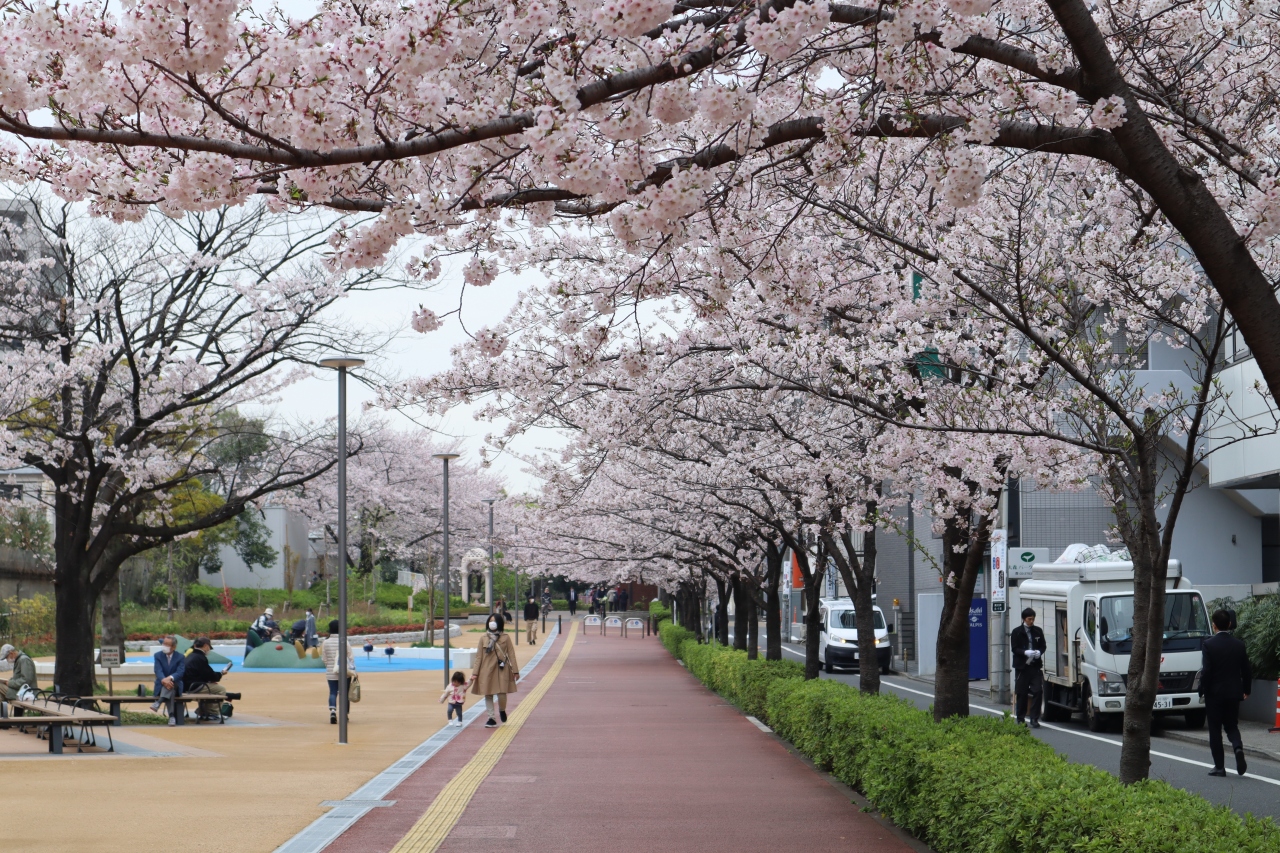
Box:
243 641 324 669
173 634 231 665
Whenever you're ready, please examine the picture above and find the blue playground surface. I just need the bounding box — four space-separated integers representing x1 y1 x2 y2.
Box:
213 650 446 673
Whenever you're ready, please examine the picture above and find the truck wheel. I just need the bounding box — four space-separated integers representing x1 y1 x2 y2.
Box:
1083 684 1111 732
823 653 834 674
1184 710 1206 729
880 661 892 675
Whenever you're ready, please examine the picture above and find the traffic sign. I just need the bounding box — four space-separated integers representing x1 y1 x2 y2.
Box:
992 601 1006 613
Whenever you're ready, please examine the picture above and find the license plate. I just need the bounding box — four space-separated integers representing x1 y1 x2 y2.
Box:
1153 696 1173 710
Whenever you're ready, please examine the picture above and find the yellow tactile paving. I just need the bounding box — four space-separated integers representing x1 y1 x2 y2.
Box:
388 629 577 853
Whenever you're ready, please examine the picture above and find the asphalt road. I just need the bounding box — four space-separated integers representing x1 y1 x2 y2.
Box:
779 642 1280 822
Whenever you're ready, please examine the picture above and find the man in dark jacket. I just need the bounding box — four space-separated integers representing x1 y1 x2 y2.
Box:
1200 609 1253 776
567 587 578 616
524 596 540 645
1011 608 1048 728
183 637 229 721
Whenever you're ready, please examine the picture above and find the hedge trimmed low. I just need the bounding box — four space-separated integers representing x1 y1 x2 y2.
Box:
658 622 1280 853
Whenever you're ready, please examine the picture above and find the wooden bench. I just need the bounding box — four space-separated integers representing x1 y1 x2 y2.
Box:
91 692 241 725
3 699 116 754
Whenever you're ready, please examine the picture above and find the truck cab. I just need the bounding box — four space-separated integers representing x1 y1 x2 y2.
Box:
816 598 892 675
1019 560 1210 732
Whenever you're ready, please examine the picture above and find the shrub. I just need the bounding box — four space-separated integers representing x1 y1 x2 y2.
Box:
663 628 1280 853
551 599 568 611
1213 594 1280 680
185 584 222 612
648 601 671 627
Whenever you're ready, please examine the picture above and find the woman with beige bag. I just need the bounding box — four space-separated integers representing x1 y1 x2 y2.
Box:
323 619 358 724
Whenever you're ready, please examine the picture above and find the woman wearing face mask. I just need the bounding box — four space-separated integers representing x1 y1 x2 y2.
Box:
472 613 519 728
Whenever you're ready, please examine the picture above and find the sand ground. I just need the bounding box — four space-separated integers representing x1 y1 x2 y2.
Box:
5 623 555 853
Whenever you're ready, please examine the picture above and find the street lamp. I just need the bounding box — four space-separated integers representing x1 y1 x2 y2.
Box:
433 452 460 688
481 498 497 612
318 356 365 745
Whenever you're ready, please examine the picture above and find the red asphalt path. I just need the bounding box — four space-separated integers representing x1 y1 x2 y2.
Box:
326 627 916 853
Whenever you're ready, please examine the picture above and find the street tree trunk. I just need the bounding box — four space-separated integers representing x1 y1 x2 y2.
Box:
712 574 730 645
764 541 783 661
789 543 826 680
824 516 881 695
731 573 748 651
933 511 993 721
746 584 759 660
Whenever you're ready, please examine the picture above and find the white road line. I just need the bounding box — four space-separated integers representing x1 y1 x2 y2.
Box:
781 646 1280 788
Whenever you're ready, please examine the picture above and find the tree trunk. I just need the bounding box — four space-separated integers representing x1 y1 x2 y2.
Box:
712 574 730 645
764 542 783 661
933 512 992 721
746 586 759 660
53 555 96 697
100 577 126 676
824 520 881 695
803 577 823 679
731 573 748 651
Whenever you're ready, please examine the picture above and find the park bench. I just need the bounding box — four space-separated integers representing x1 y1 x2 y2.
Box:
91 690 242 725
1 694 116 754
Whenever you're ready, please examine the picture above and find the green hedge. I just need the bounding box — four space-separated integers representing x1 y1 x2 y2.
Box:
648 601 671 627
660 624 1280 853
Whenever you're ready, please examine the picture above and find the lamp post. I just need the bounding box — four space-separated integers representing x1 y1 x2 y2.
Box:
318 356 365 745
481 498 496 612
433 453 460 688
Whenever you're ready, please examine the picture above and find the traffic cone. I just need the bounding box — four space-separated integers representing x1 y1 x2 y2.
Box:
1271 679 1280 733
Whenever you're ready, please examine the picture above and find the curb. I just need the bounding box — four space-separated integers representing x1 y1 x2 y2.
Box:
900 671 994 703
1154 728 1280 763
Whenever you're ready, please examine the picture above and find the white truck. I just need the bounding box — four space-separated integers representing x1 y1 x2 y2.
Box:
1018 559 1211 732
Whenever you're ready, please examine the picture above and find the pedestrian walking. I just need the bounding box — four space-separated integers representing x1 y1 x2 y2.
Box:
1011 607 1046 728
567 586 578 616
440 671 471 728
323 619 356 725
524 595 540 645
608 587 617 612
473 613 519 728
541 586 553 614
1200 608 1253 777
617 587 629 611
304 607 319 649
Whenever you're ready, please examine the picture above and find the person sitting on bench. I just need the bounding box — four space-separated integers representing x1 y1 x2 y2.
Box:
182 637 230 721
1 643 37 703
151 635 186 725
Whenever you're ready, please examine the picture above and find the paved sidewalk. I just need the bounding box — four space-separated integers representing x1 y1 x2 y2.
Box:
324 626 919 853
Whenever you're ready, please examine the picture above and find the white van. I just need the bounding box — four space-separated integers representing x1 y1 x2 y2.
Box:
816 598 892 674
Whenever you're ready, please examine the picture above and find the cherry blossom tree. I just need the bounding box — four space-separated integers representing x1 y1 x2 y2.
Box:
1 0 1279 408
0 196 395 696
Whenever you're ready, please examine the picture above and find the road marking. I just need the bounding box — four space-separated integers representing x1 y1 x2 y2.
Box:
746 716 773 733
781 646 1280 788
388 629 577 853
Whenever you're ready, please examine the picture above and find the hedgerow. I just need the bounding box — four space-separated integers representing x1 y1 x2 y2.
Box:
657 621 1280 853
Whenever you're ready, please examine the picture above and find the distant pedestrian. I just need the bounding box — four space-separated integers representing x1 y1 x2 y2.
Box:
304 607 319 648
323 619 356 725
251 607 278 640
1200 609 1253 777
608 588 617 612
1011 608 1046 728
541 587 552 614
440 671 470 728
567 587 578 616
473 613 519 728
524 596 540 645
617 588 629 612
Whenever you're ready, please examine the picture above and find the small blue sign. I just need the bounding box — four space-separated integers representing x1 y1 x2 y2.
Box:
969 598 988 680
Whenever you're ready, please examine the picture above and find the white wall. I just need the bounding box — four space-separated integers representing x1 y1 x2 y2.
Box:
1161 468 1263 587
199 506 318 590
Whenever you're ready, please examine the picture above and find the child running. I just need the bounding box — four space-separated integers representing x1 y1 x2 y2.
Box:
440 671 470 727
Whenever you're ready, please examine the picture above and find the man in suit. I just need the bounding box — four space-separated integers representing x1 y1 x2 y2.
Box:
1200 608 1252 776
1011 607 1047 728
150 635 186 725
567 587 578 616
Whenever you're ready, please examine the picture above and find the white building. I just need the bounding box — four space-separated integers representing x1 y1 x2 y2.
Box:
198 505 320 591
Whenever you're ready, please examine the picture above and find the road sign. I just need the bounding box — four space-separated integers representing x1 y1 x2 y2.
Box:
990 529 1007 612
1008 547 1050 579
100 646 121 668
